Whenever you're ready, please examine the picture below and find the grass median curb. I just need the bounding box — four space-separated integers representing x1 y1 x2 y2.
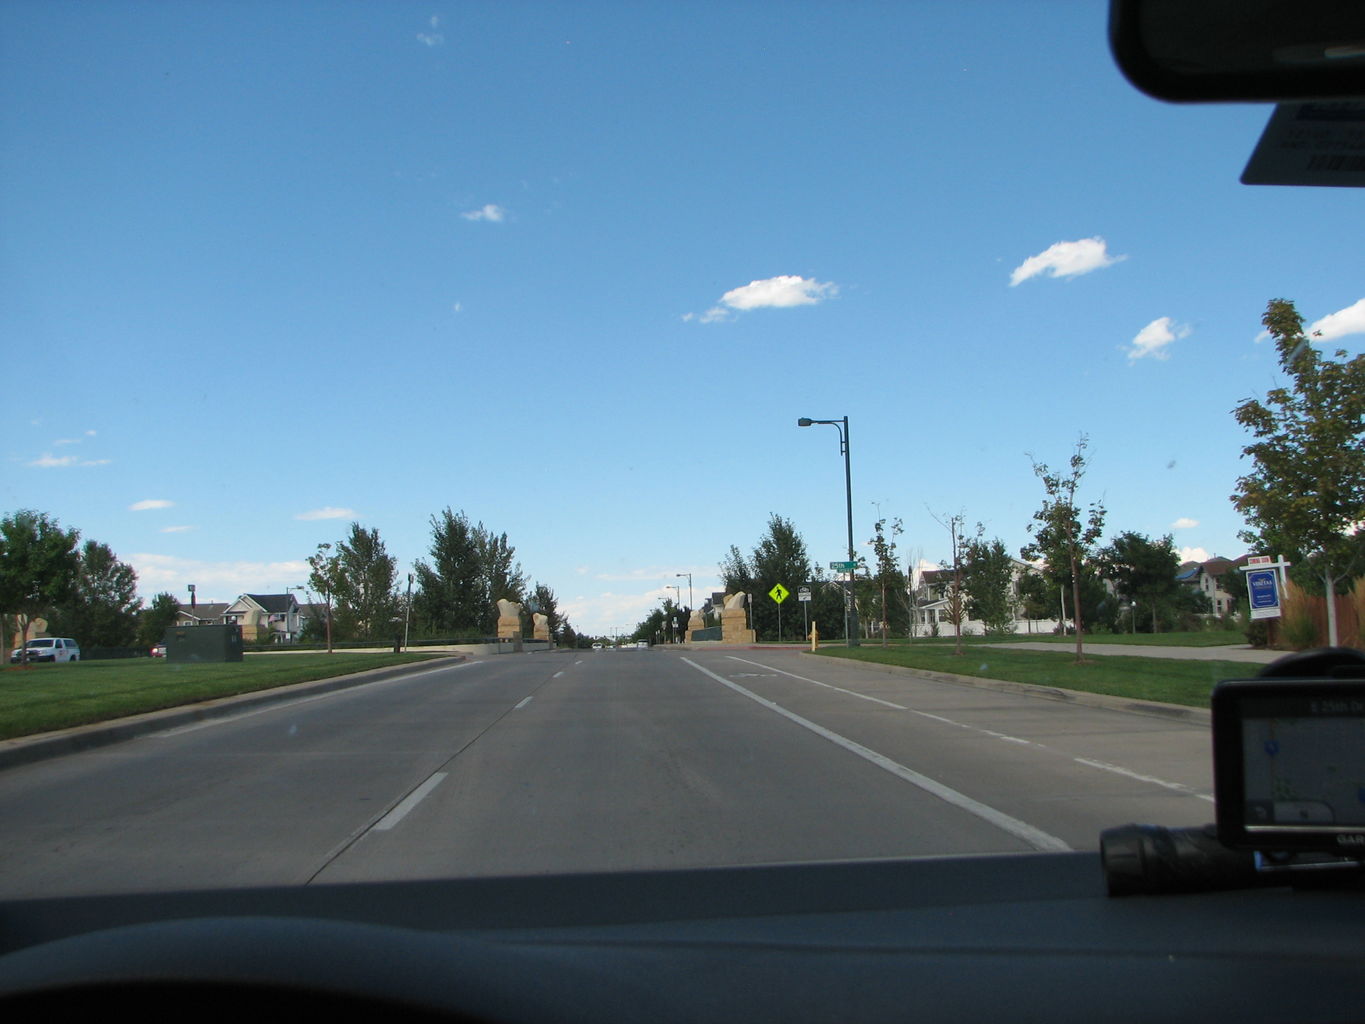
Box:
0 655 465 773
800 648 1213 725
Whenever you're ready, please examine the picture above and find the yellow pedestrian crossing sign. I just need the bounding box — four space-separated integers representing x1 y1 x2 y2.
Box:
768 583 790 604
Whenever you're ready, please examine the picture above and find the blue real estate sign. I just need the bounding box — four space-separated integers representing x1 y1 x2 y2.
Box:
1247 568 1281 620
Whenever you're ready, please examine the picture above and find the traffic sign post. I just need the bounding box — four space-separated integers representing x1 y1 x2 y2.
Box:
769 583 789 641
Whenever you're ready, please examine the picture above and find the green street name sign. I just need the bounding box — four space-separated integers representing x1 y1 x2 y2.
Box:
829 560 858 571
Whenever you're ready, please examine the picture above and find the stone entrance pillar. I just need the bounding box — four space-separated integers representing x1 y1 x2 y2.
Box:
720 593 756 644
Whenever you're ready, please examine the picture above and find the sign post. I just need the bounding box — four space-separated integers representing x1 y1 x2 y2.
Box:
769 583 789 641
1239 555 1292 623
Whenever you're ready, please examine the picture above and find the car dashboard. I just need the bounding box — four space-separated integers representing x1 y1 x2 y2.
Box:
2 852 1362 1023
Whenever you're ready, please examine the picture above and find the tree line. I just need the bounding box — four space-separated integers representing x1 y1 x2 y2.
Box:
661 299 1362 654
0 510 181 656
0 504 581 659
307 509 576 648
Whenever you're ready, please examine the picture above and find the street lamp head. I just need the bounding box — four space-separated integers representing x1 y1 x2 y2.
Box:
797 417 813 427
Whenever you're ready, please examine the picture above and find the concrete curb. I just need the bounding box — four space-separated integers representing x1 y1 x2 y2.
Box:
799 650 1212 725
0 655 467 773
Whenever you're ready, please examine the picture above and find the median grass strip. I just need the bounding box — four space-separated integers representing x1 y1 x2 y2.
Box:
0 653 445 741
813 645 1257 708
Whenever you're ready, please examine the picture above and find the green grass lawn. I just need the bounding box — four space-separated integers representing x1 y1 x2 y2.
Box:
984 629 1247 647
0 652 447 741
876 629 1247 648
813 644 1258 708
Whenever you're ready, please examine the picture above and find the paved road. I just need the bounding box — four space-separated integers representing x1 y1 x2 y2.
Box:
0 648 1215 898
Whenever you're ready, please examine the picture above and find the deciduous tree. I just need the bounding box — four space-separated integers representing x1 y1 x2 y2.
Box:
962 530 1016 636
335 523 399 640
46 540 140 649
1021 436 1107 662
137 592 182 649
1232 298 1365 646
307 542 343 653
0 510 81 662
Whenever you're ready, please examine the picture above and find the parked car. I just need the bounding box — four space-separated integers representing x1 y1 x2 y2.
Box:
150 643 167 658
9 637 81 664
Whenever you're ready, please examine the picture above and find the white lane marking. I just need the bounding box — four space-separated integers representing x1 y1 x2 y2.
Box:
1074 758 1216 802
729 656 1041 746
373 772 448 831
154 661 481 737
683 658 1070 853
727 656 908 709
553 671 564 678
514 695 534 710
737 658 1217 802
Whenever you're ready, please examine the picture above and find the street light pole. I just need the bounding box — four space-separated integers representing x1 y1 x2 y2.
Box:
404 572 414 651
665 584 681 643
797 415 860 647
675 572 693 612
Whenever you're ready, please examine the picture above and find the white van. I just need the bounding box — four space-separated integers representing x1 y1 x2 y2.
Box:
9 637 81 663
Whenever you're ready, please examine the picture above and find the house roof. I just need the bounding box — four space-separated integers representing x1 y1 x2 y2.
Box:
236 593 299 613
177 602 230 621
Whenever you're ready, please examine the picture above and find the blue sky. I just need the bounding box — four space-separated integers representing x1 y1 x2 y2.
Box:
3 2 1361 636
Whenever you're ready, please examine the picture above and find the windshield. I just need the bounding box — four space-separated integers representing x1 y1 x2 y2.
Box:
1 2 1360 899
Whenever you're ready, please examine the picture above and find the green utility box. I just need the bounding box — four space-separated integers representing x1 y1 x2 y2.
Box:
165 624 244 663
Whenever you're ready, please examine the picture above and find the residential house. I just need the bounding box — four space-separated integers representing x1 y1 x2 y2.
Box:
176 594 305 643
174 602 231 628
1176 555 1249 618
223 593 305 643
910 560 1059 636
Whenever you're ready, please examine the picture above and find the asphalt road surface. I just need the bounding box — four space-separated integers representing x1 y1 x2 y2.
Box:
0 648 1215 898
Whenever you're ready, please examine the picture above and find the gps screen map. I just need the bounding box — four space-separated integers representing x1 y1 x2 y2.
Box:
1241 696 1365 832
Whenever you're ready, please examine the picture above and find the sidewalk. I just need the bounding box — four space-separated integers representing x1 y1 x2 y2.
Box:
992 642 1281 664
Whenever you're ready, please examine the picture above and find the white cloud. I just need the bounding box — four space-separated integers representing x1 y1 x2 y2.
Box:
295 507 357 521
461 204 505 222
417 14 444 46
687 274 837 324
561 587 672 636
1126 317 1191 362
1170 517 1199 530
130 499 174 511
721 275 837 310
29 453 78 468
1009 236 1125 286
28 453 108 468
129 553 311 601
1177 546 1211 564
1309 297 1365 342
160 525 195 534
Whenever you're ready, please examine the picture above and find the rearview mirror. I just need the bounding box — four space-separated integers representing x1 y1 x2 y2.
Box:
1110 0 1365 102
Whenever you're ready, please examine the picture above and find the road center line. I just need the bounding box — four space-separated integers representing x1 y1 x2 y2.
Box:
684 657 1070 853
372 772 448 831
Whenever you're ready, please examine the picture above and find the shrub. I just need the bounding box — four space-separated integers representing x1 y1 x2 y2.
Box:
1279 581 1320 650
